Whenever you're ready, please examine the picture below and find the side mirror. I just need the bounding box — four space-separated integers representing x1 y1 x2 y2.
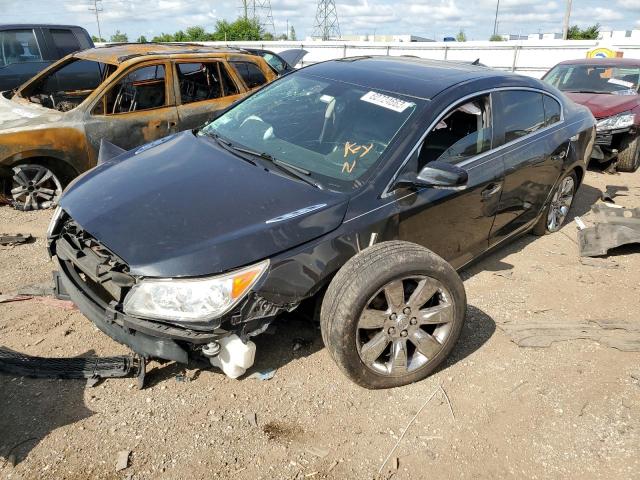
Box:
394 161 468 190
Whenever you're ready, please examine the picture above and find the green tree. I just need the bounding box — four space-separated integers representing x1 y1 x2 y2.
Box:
110 30 128 43
489 34 504 41
212 18 262 41
262 32 274 41
173 30 187 42
136 35 148 43
185 26 210 41
91 35 106 42
151 33 175 42
290 25 297 41
456 29 467 42
567 24 600 40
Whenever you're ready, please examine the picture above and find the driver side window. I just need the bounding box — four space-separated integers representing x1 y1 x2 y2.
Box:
416 94 492 171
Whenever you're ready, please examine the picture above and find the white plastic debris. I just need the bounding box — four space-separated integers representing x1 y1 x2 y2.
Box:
209 334 256 379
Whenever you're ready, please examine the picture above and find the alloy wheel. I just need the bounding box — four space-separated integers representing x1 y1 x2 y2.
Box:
11 164 62 211
356 275 454 377
546 176 575 232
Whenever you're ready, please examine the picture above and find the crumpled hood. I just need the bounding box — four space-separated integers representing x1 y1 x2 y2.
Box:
564 92 639 119
0 93 64 131
59 131 349 277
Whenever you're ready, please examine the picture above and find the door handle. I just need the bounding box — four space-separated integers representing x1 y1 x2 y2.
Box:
167 121 177 128
481 183 502 199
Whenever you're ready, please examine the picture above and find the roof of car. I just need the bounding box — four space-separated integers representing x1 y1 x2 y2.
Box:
0 24 86 30
73 43 245 64
301 56 529 100
555 57 640 67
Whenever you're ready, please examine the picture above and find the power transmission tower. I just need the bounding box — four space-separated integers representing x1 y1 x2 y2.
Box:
240 0 276 36
88 0 103 41
312 0 341 40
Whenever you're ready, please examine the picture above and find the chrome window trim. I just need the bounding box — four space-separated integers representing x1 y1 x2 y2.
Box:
382 86 565 198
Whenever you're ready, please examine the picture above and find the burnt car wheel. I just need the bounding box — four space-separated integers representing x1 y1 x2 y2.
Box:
533 171 577 235
10 164 63 211
616 136 640 173
320 241 466 389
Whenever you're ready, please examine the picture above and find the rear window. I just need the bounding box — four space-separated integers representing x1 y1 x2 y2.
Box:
230 61 267 89
177 62 239 104
51 29 81 57
494 90 546 144
543 95 561 126
0 29 42 66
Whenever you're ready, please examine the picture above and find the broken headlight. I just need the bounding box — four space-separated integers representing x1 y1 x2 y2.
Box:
596 112 635 132
123 260 269 322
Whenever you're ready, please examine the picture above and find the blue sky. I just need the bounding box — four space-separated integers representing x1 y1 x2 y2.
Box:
1 0 638 41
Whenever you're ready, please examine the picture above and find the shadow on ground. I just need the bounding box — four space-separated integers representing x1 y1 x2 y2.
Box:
0 352 95 466
462 182 603 280
443 305 496 370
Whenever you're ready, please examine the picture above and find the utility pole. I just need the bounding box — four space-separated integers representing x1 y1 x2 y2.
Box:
492 0 500 37
562 0 572 40
89 0 103 41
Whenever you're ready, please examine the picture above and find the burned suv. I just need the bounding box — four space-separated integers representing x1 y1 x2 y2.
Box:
0 43 275 210
49 57 595 389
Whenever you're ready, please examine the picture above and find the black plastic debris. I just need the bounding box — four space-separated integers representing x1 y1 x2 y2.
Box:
0 347 143 384
0 233 32 245
577 203 640 257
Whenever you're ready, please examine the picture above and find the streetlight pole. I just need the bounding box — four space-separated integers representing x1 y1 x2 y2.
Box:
562 0 573 40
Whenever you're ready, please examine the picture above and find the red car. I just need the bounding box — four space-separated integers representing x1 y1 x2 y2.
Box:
543 58 640 172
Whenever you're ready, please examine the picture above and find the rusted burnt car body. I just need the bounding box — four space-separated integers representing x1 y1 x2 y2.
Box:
0 43 276 209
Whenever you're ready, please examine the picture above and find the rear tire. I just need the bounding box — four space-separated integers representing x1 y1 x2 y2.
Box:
533 171 577 236
616 135 640 173
320 241 466 389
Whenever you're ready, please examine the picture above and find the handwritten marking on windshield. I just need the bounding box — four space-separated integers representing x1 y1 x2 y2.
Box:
342 142 374 175
344 142 373 158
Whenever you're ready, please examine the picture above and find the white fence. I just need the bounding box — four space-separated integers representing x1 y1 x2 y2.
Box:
198 39 640 78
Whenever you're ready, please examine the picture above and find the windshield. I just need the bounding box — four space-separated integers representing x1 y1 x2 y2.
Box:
545 64 640 95
200 73 421 190
19 58 116 111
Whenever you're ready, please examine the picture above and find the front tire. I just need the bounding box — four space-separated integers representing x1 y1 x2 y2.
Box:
616 135 640 173
320 241 466 389
10 164 63 211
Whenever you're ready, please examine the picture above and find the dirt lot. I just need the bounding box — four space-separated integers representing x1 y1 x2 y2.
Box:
1 168 639 480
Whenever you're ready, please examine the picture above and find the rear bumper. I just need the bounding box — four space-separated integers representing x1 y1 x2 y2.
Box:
57 260 190 363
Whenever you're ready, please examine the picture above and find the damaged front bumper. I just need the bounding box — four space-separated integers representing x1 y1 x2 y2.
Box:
50 218 295 370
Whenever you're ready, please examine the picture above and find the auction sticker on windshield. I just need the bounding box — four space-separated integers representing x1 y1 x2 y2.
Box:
360 91 414 113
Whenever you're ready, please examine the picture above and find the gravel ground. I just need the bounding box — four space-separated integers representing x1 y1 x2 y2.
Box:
1 168 639 480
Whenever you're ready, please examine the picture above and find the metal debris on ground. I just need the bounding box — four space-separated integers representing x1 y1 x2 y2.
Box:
0 233 32 245
115 450 131 472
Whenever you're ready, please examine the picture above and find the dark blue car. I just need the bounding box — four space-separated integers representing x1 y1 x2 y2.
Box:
48 57 596 388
